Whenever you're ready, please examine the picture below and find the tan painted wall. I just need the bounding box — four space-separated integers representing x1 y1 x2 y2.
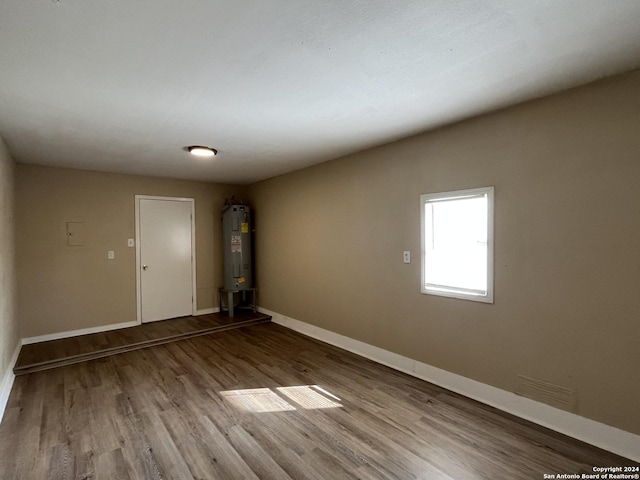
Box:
249 70 640 435
0 138 19 386
16 165 245 338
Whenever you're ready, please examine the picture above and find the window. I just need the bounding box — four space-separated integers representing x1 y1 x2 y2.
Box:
420 186 494 303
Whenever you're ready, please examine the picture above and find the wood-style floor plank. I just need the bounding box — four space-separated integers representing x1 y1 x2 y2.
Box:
1 323 636 480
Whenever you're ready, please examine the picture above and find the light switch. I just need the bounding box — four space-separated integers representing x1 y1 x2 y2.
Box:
127 238 135 247
107 250 115 260
403 251 411 263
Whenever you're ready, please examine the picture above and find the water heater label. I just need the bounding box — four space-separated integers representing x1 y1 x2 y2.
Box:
231 235 242 253
241 222 249 233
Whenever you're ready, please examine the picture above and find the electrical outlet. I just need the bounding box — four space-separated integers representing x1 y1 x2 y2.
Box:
127 238 135 247
107 250 115 260
403 251 411 263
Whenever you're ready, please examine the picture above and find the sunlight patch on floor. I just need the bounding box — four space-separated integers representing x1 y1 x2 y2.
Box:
220 385 342 413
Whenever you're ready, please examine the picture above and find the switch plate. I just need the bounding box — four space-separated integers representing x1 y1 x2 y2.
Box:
107 250 115 260
127 238 135 247
403 251 411 263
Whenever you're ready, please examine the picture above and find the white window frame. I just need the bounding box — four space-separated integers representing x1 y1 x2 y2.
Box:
420 186 494 303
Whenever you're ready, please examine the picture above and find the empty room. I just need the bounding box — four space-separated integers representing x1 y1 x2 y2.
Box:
1 1 639 478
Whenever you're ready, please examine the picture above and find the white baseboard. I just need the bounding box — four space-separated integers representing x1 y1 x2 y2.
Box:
0 341 22 421
22 320 139 345
194 307 219 315
259 307 640 463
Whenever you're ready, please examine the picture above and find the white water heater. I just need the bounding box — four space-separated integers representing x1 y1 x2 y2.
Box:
222 203 253 290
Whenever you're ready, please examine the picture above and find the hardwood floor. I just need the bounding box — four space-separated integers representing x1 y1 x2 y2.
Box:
14 311 271 375
1 323 636 479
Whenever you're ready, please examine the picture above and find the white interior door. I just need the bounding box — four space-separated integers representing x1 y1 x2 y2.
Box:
137 197 194 323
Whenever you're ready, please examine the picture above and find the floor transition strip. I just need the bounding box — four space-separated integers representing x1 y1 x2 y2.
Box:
14 312 271 375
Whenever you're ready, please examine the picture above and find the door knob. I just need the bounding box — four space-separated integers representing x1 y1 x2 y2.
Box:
142 265 148 270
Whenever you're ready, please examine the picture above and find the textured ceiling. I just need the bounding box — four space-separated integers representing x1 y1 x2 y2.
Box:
1 0 640 185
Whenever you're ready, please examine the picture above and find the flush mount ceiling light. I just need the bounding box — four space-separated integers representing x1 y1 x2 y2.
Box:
187 146 217 157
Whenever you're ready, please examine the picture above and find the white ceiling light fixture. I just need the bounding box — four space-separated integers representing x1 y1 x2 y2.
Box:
187 146 217 157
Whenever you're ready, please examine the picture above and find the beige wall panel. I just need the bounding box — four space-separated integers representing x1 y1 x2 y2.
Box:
0 138 19 385
16 165 245 337
249 70 640 435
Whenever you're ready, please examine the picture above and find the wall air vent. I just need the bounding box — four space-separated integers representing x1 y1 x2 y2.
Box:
516 375 577 413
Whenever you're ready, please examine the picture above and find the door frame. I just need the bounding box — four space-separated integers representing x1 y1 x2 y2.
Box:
134 195 197 325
